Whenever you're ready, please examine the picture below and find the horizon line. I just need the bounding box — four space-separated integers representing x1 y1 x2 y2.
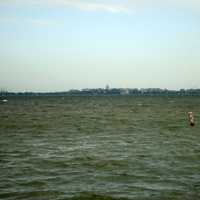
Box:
1 87 200 93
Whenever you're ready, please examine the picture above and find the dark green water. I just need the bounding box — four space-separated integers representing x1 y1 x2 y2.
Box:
0 96 200 200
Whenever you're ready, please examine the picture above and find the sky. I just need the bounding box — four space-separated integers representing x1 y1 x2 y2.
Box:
0 0 200 92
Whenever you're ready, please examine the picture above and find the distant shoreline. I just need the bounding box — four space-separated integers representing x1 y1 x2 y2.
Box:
1 88 200 97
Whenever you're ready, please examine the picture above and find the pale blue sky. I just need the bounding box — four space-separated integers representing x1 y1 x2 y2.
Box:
0 0 200 92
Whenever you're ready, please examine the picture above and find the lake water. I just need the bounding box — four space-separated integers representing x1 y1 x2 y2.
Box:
0 96 200 200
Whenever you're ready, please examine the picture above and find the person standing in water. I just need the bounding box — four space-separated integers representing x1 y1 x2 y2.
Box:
188 112 195 126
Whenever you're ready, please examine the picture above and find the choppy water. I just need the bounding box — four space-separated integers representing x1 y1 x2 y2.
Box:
0 96 200 200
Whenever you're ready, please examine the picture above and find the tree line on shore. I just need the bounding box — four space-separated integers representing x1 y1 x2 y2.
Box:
1 88 200 96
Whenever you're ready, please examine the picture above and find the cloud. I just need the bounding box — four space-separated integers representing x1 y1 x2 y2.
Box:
59 0 200 12
1 0 200 13
0 0 130 13
0 17 55 26
28 18 56 25
131 0 200 11
59 0 129 13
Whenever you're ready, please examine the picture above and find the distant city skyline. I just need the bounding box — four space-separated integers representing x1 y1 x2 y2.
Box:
0 0 200 92
1 87 200 97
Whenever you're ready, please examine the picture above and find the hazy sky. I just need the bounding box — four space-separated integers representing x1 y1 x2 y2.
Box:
0 0 200 92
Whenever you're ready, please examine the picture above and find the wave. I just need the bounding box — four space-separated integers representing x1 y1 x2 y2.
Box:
69 192 129 200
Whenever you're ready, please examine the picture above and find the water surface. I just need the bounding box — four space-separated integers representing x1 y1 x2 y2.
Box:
0 96 200 200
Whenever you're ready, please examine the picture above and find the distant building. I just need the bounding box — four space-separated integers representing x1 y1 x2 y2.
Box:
120 88 129 95
105 84 110 90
